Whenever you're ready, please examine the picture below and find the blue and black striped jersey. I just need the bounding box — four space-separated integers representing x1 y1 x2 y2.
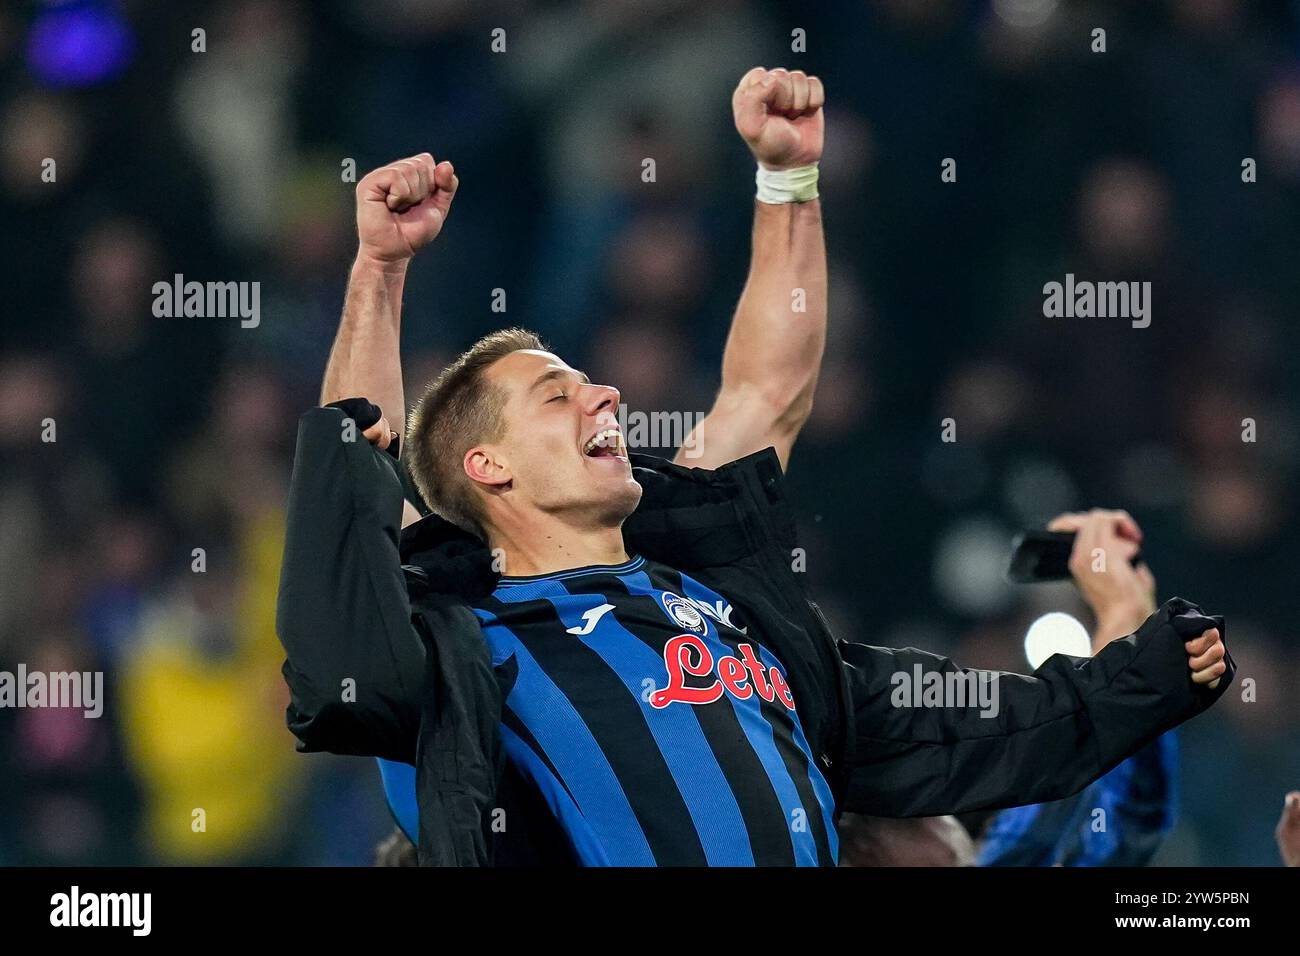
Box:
473 554 838 866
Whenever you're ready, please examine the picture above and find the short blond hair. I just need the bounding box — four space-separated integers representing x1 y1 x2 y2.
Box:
405 328 544 536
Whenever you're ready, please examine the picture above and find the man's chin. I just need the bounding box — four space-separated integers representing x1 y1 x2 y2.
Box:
593 474 643 526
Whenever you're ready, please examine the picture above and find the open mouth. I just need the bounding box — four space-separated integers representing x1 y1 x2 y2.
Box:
582 427 628 461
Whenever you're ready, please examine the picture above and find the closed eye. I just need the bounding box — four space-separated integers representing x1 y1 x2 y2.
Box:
546 392 567 404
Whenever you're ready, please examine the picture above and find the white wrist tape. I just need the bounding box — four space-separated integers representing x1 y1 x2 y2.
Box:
755 162 819 204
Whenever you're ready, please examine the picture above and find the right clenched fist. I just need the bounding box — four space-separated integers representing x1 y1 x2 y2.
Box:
356 153 458 264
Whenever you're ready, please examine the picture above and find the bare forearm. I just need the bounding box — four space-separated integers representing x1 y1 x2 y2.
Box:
680 67 828 470
678 199 827 470
688 199 825 469
722 198 827 414
321 258 409 437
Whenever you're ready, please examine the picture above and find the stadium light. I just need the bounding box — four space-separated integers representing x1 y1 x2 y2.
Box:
1023 611 1091 669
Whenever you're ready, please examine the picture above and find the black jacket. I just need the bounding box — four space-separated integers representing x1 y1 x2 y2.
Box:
276 405 1234 865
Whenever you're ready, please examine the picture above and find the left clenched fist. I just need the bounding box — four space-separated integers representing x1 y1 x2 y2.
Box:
362 414 397 451
1184 625 1227 689
733 67 824 170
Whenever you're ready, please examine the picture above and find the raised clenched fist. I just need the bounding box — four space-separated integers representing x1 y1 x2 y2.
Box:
361 414 396 451
732 67 825 170
356 153 459 264
1182 624 1228 690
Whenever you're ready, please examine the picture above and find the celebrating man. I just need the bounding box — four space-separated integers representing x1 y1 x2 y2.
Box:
277 68 1232 866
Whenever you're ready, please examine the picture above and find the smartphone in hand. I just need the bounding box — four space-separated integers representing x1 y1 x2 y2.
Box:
1007 530 1143 583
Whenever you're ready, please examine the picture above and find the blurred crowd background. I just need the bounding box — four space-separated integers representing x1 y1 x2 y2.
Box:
2 0 1298 865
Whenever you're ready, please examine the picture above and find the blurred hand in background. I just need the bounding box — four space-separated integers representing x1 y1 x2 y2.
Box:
1049 509 1156 651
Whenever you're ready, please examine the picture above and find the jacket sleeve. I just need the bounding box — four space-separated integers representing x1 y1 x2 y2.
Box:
276 406 426 762
841 598 1230 818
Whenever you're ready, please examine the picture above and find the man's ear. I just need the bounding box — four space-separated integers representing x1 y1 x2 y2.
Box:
465 446 512 488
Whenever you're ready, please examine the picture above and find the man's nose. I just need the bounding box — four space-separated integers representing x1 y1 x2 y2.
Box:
585 384 621 421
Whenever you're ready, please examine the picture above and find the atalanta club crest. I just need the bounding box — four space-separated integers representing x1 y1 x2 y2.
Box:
660 592 706 634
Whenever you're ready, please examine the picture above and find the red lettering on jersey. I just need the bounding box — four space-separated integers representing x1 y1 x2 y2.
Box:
768 666 795 710
718 656 751 699
739 643 774 701
651 635 724 708
652 636 794 711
